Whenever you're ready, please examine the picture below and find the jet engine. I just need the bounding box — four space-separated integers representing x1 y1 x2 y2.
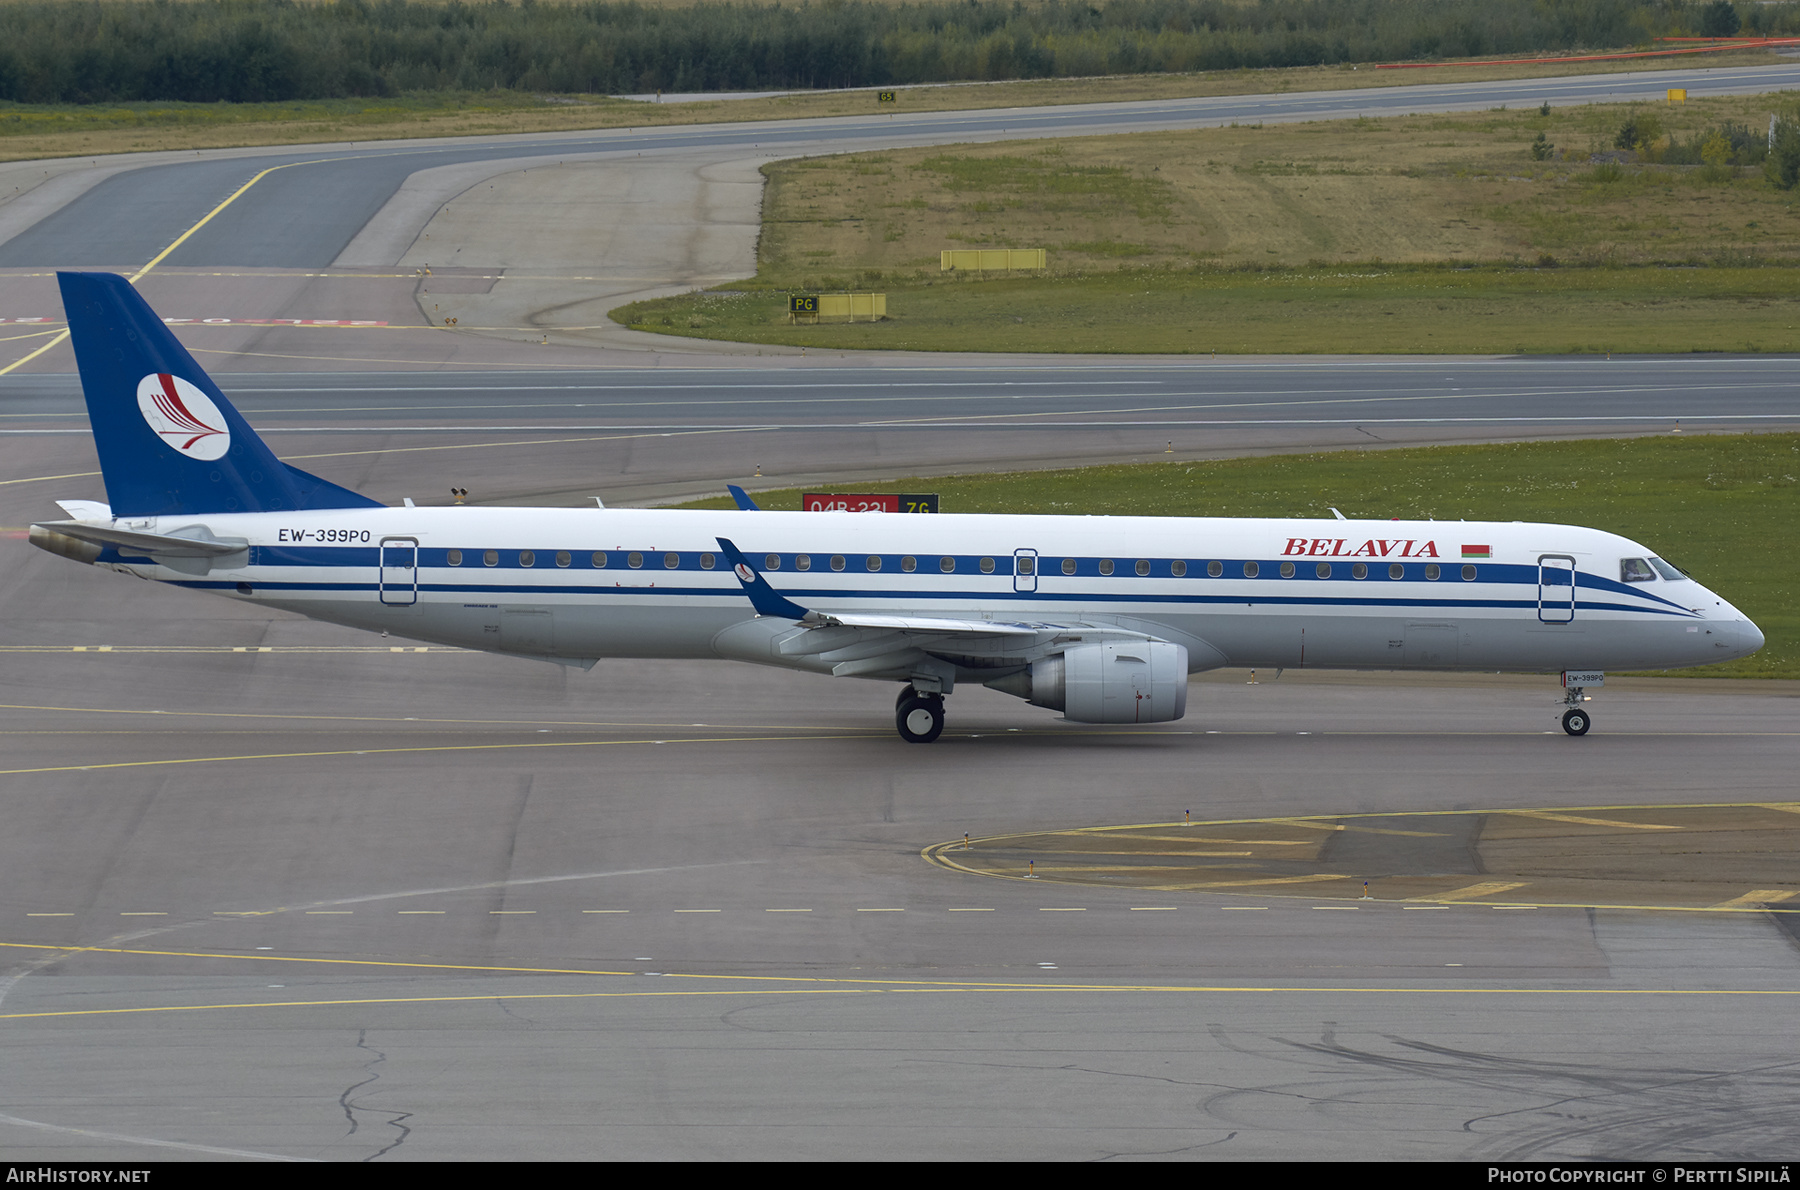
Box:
987 641 1189 723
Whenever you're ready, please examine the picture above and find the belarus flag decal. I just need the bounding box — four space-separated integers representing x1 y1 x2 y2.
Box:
1461 544 1491 559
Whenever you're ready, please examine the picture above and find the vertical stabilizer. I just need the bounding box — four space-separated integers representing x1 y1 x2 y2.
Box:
57 272 381 517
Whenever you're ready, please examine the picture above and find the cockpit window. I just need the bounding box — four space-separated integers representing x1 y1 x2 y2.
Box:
1648 557 1687 582
1620 558 1655 584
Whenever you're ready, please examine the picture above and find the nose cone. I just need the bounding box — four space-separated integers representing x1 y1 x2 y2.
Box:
1741 617 1766 657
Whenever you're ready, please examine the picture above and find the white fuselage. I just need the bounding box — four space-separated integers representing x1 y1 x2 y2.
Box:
83 507 1762 679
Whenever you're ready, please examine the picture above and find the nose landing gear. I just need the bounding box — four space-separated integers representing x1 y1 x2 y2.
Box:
1561 684 1592 735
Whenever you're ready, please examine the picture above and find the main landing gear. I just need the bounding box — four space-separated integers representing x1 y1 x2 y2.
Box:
895 684 945 744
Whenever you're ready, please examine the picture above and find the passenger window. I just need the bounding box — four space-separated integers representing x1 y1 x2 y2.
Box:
1425 564 1441 581
979 557 995 574
866 555 881 572
831 555 846 572
1062 558 1076 575
1207 560 1223 578
1621 558 1655 583
764 554 780 571
1315 562 1331 579
1388 563 1403 580
1172 560 1187 577
591 551 607 568
1461 564 1476 581
1135 559 1150 576
520 550 535 568
902 556 916 573
796 555 810 571
1017 556 1035 576
940 556 956 573
1279 562 1295 578
664 552 679 569
700 553 715 570
484 550 499 567
1244 561 1259 578
555 551 571 568
628 552 643 569
1351 562 1367 579
1099 559 1114 576
447 549 463 567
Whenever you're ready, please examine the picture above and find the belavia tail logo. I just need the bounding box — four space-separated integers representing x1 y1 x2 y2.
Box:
137 373 230 461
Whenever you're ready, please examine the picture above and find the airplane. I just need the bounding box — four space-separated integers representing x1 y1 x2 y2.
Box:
29 272 1765 742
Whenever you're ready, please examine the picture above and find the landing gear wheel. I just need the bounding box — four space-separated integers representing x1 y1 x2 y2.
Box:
1562 708 1591 736
896 694 945 743
896 684 918 708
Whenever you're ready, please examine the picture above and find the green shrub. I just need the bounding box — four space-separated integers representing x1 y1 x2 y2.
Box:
1615 111 1664 154
1766 116 1800 189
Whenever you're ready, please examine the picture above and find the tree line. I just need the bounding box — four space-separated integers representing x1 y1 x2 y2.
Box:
0 0 1784 106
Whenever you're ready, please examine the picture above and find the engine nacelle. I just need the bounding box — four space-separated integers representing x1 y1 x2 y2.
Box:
989 641 1189 724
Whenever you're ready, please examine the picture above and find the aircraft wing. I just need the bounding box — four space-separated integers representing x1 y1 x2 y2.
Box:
799 611 1045 636
715 535 1156 679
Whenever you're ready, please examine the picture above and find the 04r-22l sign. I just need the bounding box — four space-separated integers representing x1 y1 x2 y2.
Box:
802 493 939 513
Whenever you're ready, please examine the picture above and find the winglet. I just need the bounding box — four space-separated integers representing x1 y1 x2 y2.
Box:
715 537 810 620
726 484 760 511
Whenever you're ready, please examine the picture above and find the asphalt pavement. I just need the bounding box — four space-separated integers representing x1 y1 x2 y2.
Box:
2 68 1799 1161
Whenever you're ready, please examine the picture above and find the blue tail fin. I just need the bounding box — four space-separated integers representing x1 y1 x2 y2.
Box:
57 272 382 517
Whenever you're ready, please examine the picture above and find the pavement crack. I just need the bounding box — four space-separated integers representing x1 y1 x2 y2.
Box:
1097 1131 1238 1160
339 1028 413 1161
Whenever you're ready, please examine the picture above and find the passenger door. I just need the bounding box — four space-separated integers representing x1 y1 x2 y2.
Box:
378 536 418 606
1538 554 1576 623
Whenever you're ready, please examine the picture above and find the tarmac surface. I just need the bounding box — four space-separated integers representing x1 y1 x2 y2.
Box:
2 356 1796 507
1 71 1799 1161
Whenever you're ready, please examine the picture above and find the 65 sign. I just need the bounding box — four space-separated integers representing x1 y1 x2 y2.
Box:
802 493 939 513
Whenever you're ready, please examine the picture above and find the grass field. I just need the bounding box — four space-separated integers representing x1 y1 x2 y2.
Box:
675 433 1799 679
0 47 1779 162
617 90 1800 353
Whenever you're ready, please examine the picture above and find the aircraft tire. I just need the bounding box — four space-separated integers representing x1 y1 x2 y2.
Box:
896 694 944 743
895 683 918 708
1562 708 1591 736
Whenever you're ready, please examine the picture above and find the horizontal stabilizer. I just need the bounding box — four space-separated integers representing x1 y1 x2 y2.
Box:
54 499 112 523
31 520 248 558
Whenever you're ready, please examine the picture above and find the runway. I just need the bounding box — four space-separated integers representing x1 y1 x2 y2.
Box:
2 70 1799 1162
3 356 1797 506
